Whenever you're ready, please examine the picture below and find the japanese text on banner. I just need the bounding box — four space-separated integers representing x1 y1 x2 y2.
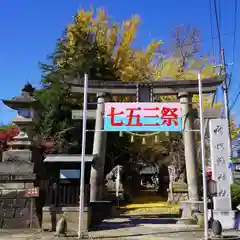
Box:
104 102 182 132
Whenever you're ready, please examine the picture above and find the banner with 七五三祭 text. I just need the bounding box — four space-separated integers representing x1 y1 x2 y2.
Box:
104 102 182 132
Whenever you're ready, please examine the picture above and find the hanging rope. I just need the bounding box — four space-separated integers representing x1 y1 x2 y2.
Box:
121 131 161 137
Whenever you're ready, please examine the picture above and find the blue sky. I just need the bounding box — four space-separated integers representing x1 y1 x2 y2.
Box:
0 0 239 124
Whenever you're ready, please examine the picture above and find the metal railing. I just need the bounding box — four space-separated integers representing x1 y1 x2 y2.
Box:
45 184 89 207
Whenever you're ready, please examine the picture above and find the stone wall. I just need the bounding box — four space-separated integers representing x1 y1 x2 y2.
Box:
168 182 188 204
0 183 39 229
171 192 189 204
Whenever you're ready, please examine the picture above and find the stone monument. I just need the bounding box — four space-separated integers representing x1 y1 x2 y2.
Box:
0 83 39 229
105 165 124 201
209 118 235 229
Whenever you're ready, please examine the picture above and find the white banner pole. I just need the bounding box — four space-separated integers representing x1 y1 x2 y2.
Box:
198 72 209 240
78 73 88 239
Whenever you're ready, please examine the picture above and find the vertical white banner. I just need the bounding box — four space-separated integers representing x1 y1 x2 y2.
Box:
209 119 232 211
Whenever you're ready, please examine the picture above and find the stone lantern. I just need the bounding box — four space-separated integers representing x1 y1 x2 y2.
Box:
0 83 41 229
1 83 38 174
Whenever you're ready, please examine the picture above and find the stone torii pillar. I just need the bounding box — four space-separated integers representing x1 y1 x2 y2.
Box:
178 92 199 201
90 92 109 202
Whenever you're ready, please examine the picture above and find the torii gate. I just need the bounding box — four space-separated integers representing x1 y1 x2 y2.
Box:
70 74 223 239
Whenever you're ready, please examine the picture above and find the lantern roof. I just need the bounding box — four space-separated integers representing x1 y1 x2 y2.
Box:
1 83 38 110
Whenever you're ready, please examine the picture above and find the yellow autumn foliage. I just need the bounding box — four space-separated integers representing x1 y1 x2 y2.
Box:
160 94 222 110
60 8 223 104
59 7 219 85
59 8 162 82
154 55 216 80
120 194 179 215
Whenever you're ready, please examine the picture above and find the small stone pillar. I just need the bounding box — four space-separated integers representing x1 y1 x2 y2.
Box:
178 92 199 201
90 92 109 201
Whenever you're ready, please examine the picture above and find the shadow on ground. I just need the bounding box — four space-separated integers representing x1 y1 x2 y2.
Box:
112 209 180 219
91 215 179 231
90 229 203 239
124 213 180 218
